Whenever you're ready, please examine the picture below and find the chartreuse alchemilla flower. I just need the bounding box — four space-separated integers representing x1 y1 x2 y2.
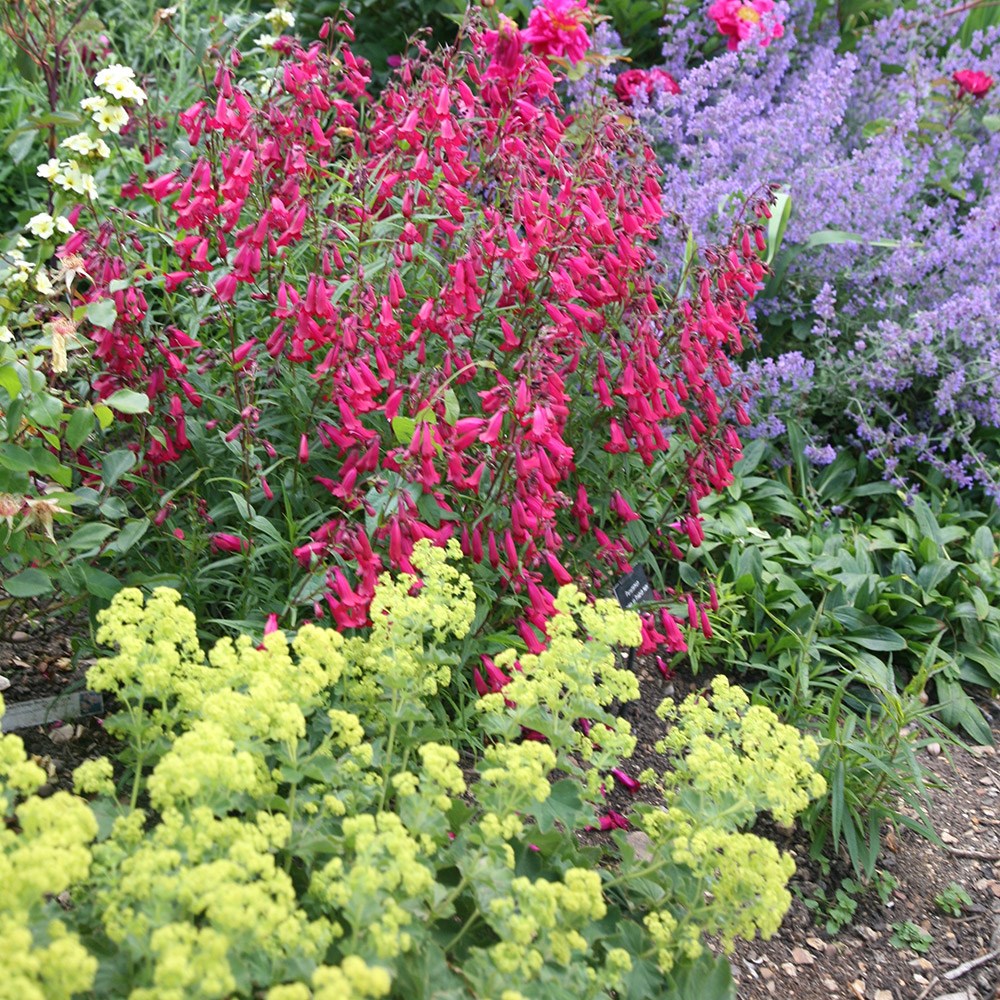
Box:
1 703 98 999
622 675 827 968
656 675 826 827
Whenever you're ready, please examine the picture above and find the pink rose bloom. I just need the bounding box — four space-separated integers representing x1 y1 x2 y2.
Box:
523 0 592 65
953 69 993 98
614 67 681 104
708 0 785 51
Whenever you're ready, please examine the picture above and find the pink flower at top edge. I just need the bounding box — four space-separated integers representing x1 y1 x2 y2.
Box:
523 0 592 65
708 0 784 51
953 69 993 98
614 67 681 105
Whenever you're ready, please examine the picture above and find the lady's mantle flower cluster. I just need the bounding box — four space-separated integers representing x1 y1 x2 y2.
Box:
1 696 100 999
2 544 821 995
624 676 827 963
656 675 825 826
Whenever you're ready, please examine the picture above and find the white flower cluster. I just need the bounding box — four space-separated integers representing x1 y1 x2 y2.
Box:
33 62 146 204
93 63 147 107
0 241 56 297
256 5 295 50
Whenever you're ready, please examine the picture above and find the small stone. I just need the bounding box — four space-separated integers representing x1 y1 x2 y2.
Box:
822 978 839 991
791 947 815 965
781 962 798 978
913 974 929 986
874 991 894 1000
941 830 958 844
625 831 652 862
807 936 827 952
10 630 30 642
48 725 75 745
0 675 10 692
849 979 867 999
909 957 933 972
927 742 942 756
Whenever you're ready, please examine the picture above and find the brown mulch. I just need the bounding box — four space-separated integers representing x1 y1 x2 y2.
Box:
2 610 999 999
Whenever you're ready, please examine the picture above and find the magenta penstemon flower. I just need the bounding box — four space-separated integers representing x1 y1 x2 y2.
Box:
210 532 250 553
610 768 640 793
597 810 629 831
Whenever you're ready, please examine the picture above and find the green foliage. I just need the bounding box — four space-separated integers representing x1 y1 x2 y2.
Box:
801 869 897 936
674 443 1000 873
889 921 933 954
802 881 858 936
934 881 973 917
0 544 825 999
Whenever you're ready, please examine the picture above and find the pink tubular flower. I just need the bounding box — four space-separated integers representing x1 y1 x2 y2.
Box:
954 69 993 98
614 67 681 105
210 532 250 553
598 810 630 831
610 768 640 793
708 0 785 51
523 0 592 64
485 14 526 82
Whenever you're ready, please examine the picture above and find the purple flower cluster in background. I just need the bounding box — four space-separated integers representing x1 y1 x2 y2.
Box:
625 0 1000 498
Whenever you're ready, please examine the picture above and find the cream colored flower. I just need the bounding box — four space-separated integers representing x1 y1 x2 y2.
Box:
25 213 55 240
93 104 129 134
36 157 61 180
33 270 55 296
61 132 97 156
265 7 295 30
93 63 137 99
